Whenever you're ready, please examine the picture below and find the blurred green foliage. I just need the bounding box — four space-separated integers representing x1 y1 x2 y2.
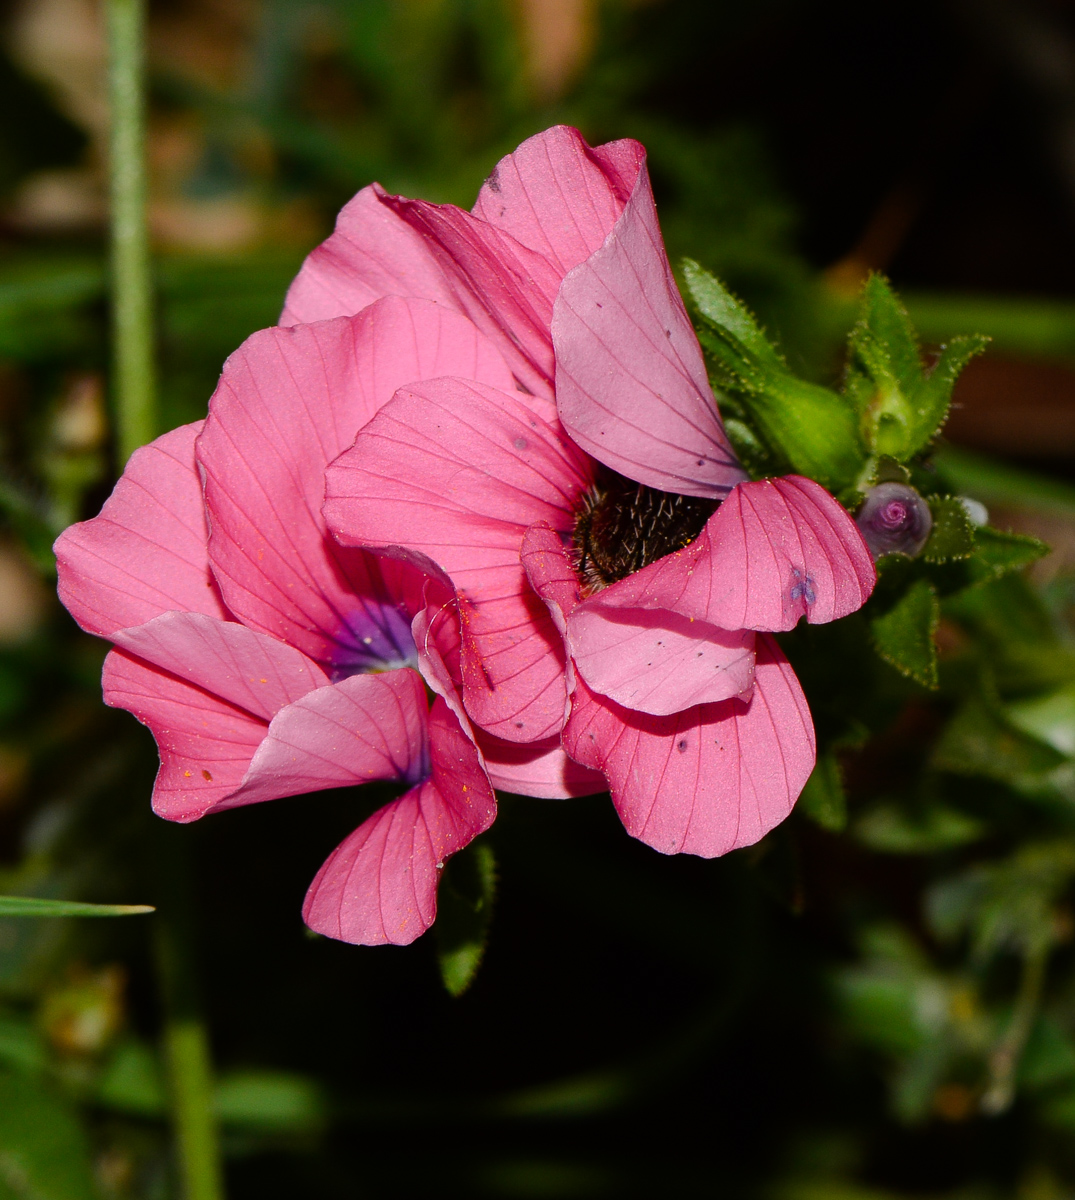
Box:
5 0 1075 1197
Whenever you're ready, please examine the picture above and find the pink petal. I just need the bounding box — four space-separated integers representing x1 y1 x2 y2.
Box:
198 297 512 670
325 378 593 742
302 694 496 946
55 423 228 638
282 182 560 401
231 667 431 809
563 633 814 858
519 522 582 634
281 185 461 325
377 192 563 399
475 729 605 799
584 475 876 633
113 612 328 721
552 156 745 498
105 641 434 821
472 126 643 276
102 648 270 823
566 605 755 716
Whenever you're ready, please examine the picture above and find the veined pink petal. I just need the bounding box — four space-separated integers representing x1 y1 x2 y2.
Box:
282 182 560 400
105 642 433 821
198 297 512 671
281 185 461 325
102 648 269 823
230 668 431 809
519 523 582 636
552 156 745 499
567 605 755 716
379 192 563 399
564 633 814 858
55 423 228 638
326 378 593 742
584 475 875 633
475 729 605 799
302 695 496 946
472 126 643 276
113 612 328 720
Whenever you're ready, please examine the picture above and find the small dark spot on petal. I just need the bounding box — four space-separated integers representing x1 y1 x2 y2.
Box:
515 721 525 729
202 769 213 781
677 739 688 753
513 436 528 451
665 329 672 338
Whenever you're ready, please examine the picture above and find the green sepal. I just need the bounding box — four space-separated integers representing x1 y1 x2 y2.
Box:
797 753 847 831
923 496 976 564
684 259 866 489
846 274 987 461
871 578 940 689
435 839 497 997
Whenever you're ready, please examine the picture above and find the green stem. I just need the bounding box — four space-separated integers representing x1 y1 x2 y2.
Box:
981 936 1050 1116
107 0 155 463
154 826 226 1200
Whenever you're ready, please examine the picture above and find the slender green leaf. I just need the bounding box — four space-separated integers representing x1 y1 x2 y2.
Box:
0 896 154 917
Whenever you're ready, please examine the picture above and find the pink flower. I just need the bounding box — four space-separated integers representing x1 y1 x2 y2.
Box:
54 296 510 945
316 125 876 856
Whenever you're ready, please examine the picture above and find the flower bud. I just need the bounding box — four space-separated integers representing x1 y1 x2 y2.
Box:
856 482 932 559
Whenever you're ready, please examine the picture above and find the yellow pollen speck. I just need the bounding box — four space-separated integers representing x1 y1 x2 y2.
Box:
184 770 192 777
260 678 267 683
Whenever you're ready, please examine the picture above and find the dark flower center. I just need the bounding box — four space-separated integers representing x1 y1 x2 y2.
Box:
572 468 719 594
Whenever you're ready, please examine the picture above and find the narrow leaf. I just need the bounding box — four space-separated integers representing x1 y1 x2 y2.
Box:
0 896 154 917
872 578 940 689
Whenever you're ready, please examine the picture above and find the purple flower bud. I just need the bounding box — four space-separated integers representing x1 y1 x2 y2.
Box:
856 482 932 559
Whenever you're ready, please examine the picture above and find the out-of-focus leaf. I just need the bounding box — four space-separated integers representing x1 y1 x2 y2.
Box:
97 1038 166 1117
927 842 1075 959
966 526 1049 585
0 1017 45 1076
1020 1016 1075 1090
922 496 975 564
435 840 496 997
215 1070 325 1133
0 258 104 363
871 578 939 689
934 444 1075 520
1008 683 1075 756
0 897 153 917
932 697 1067 788
0 1069 96 1199
854 804 983 854
797 753 847 831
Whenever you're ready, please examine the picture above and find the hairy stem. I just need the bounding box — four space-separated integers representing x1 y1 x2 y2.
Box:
107 0 155 463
